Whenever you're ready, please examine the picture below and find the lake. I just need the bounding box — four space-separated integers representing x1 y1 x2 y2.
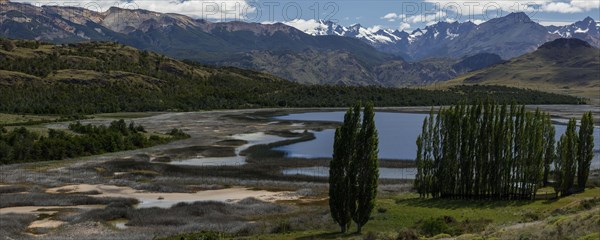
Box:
274 112 428 160
274 111 600 167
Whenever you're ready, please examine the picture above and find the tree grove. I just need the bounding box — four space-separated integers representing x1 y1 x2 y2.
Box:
415 102 554 200
329 103 379 233
416 102 594 199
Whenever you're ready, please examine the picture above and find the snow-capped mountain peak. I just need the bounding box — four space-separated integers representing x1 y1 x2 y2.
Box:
284 18 481 49
547 17 599 38
282 15 599 60
283 19 409 45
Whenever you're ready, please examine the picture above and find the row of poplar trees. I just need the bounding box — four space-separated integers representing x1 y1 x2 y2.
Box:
329 103 379 233
555 112 595 196
415 101 595 200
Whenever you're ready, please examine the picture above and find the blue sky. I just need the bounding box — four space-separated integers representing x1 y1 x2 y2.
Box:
13 0 600 30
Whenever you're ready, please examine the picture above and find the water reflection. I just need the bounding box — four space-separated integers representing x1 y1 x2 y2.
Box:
282 166 417 180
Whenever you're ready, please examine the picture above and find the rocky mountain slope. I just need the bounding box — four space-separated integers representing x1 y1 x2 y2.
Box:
438 38 600 102
217 50 504 87
0 1 390 64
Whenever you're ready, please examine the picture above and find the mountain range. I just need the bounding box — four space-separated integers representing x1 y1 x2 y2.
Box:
0 0 597 88
0 1 390 63
297 14 600 61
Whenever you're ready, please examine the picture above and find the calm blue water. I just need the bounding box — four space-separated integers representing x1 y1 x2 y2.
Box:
274 112 600 166
274 112 428 160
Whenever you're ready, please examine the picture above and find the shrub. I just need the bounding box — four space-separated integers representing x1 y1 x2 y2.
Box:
1 39 15 51
396 228 419 240
518 232 532 240
577 232 600 240
168 128 190 139
158 231 224 240
363 231 378 240
579 197 600 210
416 216 491 237
458 218 493 234
522 211 541 221
419 217 451 236
431 233 452 239
271 221 292 234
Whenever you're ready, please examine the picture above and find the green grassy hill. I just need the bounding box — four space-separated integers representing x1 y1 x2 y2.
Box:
436 38 600 103
0 38 583 115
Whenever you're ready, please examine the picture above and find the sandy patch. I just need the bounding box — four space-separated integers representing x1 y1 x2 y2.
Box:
109 219 129 230
502 220 543 230
29 219 66 229
46 184 298 208
0 205 105 215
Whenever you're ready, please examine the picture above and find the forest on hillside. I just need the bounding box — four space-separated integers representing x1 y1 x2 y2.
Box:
0 39 585 115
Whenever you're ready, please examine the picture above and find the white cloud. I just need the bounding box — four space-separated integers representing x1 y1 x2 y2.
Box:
541 0 600 13
13 0 255 20
570 0 600 11
382 12 398 22
539 20 578 26
422 0 548 16
472 19 486 25
421 0 599 16
398 22 411 31
445 18 457 23
382 9 491 30
425 21 438 26
542 2 583 13
406 12 447 23
383 13 398 19
381 11 448 24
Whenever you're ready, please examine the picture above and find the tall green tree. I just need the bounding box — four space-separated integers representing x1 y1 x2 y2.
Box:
577 112 595 190
543 115 556 186
415 135 425 197
555 119 578 196
329 104 360 233
352 103 379 233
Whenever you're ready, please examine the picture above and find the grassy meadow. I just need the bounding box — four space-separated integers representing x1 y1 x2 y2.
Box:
160 188 600 240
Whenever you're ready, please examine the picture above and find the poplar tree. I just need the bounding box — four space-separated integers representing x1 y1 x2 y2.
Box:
415 135 425 197
353 103 379 233
329 104 360 233
502 104 515 198
555 119 578 196
543 115 556 186
577 112 595 190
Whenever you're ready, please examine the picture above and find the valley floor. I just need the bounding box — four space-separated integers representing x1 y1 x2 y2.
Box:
0 106 599 239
